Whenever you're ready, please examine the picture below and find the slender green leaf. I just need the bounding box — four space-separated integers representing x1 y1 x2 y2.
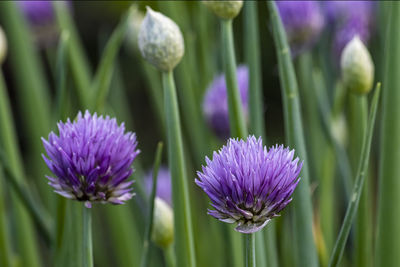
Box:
92 9 131 111
141 142 164 267
163 71 196 267
267 2 318 267
375 2 400 266
329 84 381 267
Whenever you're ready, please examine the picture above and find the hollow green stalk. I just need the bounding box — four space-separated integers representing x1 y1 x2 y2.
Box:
141 142 164 267
0 170 11 267
267 2 318 267
347 94 372 267
164 245 176 267
163 71 196 267
221 19 248 138
82 207 93 267
245 234 256 267
375 3 400 267
329 84 381 267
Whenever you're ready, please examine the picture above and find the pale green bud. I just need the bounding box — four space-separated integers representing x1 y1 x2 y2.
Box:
341 36 374 95
138 7 184 72
151 197 174 249
0 27 7 65
203 1 243 20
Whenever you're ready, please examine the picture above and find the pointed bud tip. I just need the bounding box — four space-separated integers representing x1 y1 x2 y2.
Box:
341 35 374 95
138 7 184 72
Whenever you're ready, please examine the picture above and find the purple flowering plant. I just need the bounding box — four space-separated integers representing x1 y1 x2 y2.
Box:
196 136 302 233
42 110 140 208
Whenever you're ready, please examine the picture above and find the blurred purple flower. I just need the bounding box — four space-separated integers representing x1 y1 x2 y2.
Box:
323 1 374 56
145 166 172 206
42 110 140 208
277 1 324 54
196 136 302 233
203 65 248 139
18 1 70 47
18 1 55 26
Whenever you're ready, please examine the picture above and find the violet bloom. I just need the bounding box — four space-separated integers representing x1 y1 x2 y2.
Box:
276 1 324 54
145 166 172 206
203 65 248 139
18 1 70 47
196 136 302 233
42 111 140 208
323 1 374 56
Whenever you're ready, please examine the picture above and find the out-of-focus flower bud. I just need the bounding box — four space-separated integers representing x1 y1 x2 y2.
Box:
203 1 243 20
138 7 184 72
340 36 374 94
0 27 7 64
152 197 174 249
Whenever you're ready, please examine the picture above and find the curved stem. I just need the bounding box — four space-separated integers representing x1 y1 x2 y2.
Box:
82 207 93 267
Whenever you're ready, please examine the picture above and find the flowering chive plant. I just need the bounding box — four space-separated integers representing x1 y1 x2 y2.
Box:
145 166 172 206
42 110 140 208
196 136 302 233
203 65 249 139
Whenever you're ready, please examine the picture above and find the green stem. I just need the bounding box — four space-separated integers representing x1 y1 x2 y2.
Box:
375 3 400 267
329 84 381 267
267 2 318 267
140 142 163 267
221 19 248 139
164 245 176 267
82 207 93 267
0 170 12 267
162 71 196 267
244 1 265 138
245 233 256 267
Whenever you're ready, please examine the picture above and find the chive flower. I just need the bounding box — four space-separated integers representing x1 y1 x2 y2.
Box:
323 1 374 57
145 166 172 206
196 136 302 233
18 1 69 47
42 111 140 208
276 1 324 54
203 65 248 139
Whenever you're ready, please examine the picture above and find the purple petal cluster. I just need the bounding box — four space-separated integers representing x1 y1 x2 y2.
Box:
203 65 248 139
18 1 55 26
277 1 324 55
323 1 374 57
145 166 172 206
42 111 140 208
196 136 302 233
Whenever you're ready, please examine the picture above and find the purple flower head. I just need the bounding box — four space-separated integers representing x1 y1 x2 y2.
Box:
145 166 172 206
277 1 324 55
196 136 302 233
323 1 374 57
18 1 55 26
203 65 248 139
42 111 140 208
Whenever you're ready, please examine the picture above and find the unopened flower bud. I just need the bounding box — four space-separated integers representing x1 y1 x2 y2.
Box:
341 36 374 94
152 197 174 249
203 1 243 20
0 27 7 65
138 7 184 72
